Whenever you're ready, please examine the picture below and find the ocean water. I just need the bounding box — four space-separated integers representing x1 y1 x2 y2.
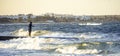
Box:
0 22 120 56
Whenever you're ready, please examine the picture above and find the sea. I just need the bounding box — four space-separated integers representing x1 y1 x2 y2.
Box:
0 22 120 56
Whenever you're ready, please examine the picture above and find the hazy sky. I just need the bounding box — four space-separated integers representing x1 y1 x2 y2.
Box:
0 0 120 15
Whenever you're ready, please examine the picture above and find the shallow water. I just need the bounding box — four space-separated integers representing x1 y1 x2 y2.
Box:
0 22 120 56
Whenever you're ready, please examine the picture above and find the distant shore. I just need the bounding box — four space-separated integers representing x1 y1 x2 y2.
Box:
0 14 120 24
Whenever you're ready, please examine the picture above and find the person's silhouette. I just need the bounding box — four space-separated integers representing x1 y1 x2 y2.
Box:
28 22 32 37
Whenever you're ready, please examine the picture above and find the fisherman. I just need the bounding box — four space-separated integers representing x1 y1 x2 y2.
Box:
28 22 32 37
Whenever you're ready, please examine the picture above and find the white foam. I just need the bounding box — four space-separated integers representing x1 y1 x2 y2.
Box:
11 29 52 37
11 29 28 36
0 38 102 54
77 32 106 39
11 29 120 41
55 46 102 54
0 37 68 50
11 29 77 38
11 29 103 38
79 23 102 25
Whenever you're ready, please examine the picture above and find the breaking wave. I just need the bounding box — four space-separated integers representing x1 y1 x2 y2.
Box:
11 29 120 41
0 37 103 54
0 22 120 56
0 28 119 55
79 23 102 25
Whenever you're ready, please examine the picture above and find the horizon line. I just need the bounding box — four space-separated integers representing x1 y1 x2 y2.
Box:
0 13 120 16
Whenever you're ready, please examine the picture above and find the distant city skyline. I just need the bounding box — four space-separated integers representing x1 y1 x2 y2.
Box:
0 0 120 15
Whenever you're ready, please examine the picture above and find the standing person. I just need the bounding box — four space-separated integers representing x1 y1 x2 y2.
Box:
28 22 32 37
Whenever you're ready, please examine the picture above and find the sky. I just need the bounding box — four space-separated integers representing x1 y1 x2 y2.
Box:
0 0 120 15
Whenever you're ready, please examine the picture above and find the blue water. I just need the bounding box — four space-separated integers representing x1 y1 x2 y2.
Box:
0 22 120 56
